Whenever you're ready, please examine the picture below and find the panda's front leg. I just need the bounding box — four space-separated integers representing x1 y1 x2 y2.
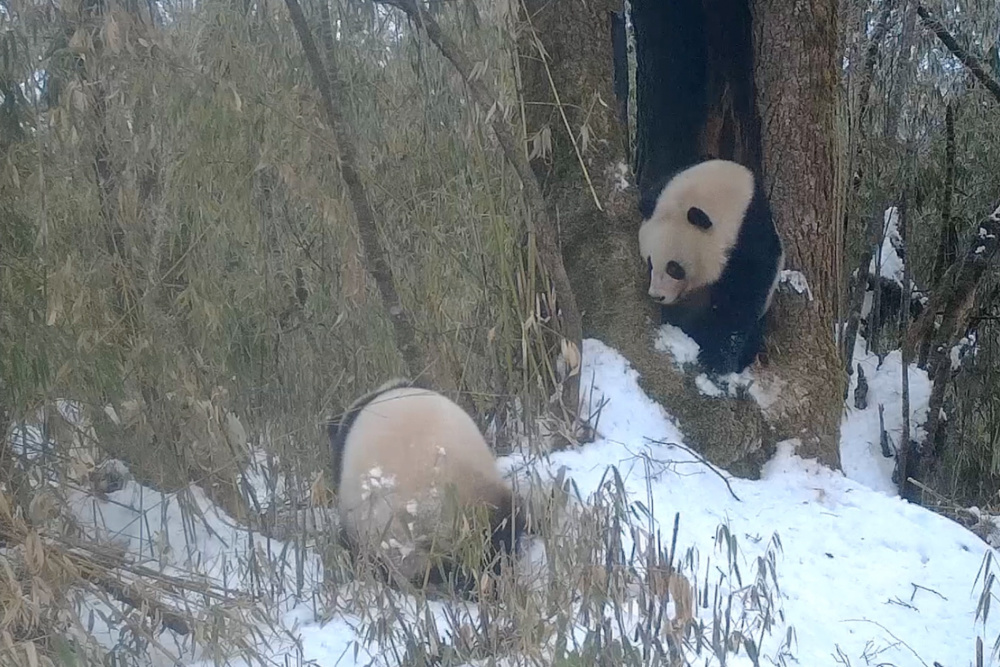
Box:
695 328 747 375
659 286 712 329
691 302 763 376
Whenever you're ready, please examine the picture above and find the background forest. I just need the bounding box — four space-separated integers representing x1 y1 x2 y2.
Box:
2 0 1000 663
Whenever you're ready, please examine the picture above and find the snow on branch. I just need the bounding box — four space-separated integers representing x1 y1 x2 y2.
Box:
903 201 1000 495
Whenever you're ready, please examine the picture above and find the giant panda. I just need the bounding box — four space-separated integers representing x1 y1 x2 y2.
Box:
638 159 784 375
328 378 528 595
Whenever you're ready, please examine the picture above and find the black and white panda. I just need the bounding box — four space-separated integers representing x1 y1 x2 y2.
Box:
638 159 784 375
328 378 528 594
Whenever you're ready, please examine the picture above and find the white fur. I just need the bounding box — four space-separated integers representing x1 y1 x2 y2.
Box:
638 160 755 304
337 386 513 582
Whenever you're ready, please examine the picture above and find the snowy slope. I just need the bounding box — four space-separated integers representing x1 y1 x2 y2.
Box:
14 337 997 666
840 335 932 495
520 339 994 665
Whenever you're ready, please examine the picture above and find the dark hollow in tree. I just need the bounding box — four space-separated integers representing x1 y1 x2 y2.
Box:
629 0 843 468
632 0 761 209
631 0 770 372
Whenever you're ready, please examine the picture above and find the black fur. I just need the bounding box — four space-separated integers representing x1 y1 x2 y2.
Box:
658 171 783 375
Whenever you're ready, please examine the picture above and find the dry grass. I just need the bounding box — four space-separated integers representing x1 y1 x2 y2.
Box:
1 0 792 660
1 0 697 660
0 393 792 667
314 457 791 667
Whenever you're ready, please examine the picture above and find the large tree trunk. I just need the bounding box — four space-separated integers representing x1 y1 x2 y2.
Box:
519 0 842 473
518 0 772 475
754 0 844 467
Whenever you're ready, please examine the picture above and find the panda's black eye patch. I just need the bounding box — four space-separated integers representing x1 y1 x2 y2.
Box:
687 206 713 230
666 261 686 280
646 256 653 273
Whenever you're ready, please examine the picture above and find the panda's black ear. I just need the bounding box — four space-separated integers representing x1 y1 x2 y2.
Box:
687 207 713 230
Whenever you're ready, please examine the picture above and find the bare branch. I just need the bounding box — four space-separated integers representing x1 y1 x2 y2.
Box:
931 102 958 287
897 195 912 498
917 5 1000 105
282 0 428 380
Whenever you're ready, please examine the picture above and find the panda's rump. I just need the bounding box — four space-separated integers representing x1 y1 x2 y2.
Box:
337 387 509 566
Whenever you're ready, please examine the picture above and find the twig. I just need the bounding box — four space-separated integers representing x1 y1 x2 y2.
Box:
840 618 930 667
916 5 1000 105
910 582 948 602
644 438 742 502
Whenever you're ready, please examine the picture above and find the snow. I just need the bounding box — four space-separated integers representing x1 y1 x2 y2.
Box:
517 340 992 666
840 335 932 495
779 269 813 300
656 323 784 416
869 206 906 284
951 332 979 370
611 161 631 192
694 373 725 397
654 323 700 365
6 337 998 667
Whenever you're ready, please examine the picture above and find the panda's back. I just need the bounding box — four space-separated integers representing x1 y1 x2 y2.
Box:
337 387 508 559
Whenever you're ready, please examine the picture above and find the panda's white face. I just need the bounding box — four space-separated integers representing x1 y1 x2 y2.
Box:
642 245 690 304
638 160 755 306
639 206 714 305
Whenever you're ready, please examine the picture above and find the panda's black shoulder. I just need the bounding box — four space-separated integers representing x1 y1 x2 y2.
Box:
713 175 782 302
638 175 667 220
327 377 432 488
735 178 782 253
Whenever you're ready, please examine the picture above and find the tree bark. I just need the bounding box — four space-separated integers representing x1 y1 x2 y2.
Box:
932 102 958 286
754 0 844 467
519 0 774 474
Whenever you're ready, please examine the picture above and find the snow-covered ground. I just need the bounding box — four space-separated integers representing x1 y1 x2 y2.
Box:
514 339 993 665
6 335 998 666
841 335 932 496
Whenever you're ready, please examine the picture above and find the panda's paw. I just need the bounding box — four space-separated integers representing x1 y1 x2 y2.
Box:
697 350 739 377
